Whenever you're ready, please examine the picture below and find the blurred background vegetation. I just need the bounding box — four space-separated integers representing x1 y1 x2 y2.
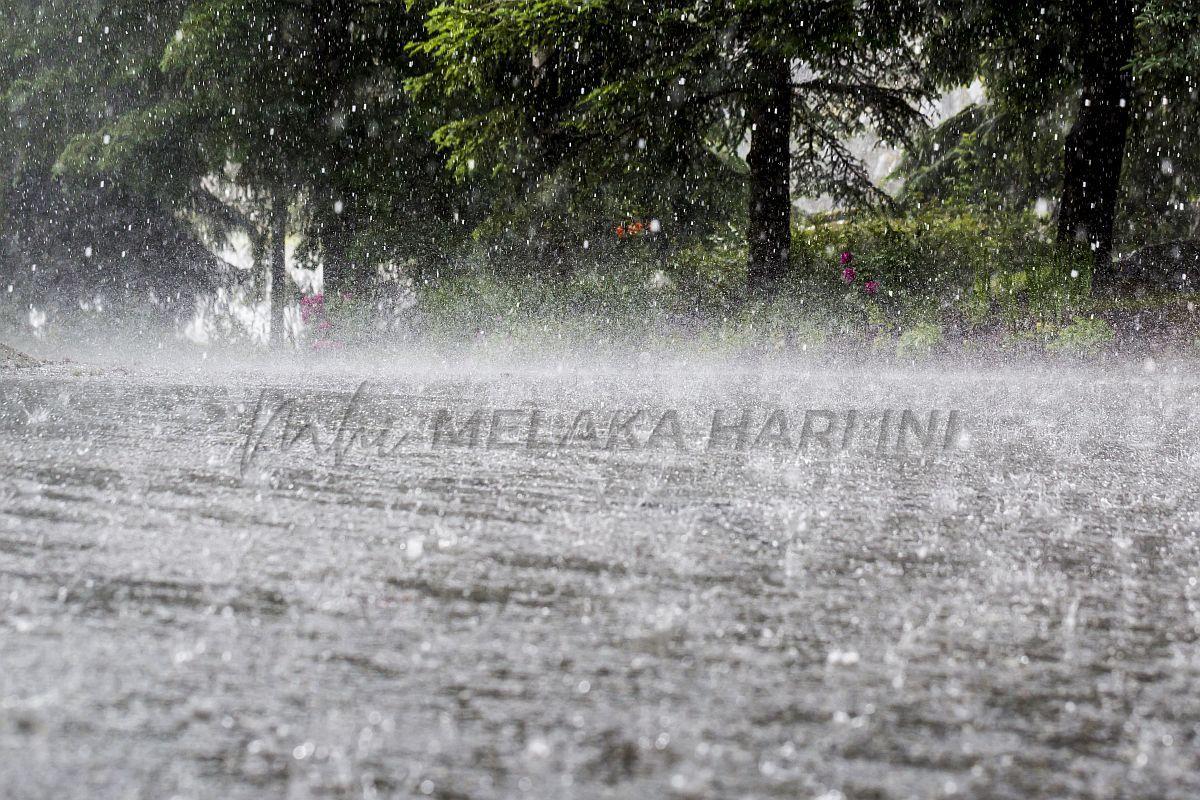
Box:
2 0 1199 355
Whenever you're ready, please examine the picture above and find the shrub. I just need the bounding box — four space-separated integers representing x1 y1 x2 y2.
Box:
791 204 1092 330
896 321 945 357
1047 317 1115 355
666 227 746 310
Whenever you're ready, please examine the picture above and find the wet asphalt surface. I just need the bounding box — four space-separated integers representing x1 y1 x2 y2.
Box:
2 355 1199 799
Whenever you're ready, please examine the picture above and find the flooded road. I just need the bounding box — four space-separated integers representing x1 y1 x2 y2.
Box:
2 355 1199 799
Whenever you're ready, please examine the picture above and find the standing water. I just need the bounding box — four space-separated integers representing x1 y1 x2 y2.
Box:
2 352 1199 798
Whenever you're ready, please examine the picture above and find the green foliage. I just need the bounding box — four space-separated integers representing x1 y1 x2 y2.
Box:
896 321 944 357
666 229 748 308
0 1 220 303
789 205 1097 341
793 206 1038 295
2 0 1198 347
903 0 1200 250
1047 317 1115 355
411 0 934 279
26 0 485 297
982 246 1092 331
896 105 1064 213
459 172 731 283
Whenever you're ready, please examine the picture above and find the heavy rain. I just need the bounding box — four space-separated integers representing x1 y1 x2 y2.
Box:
2 2 1200 798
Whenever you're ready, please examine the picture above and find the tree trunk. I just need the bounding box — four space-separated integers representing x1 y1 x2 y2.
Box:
746 52 792 296
1057 0 1135 275
269 194 289 347
320 209 355 296
311 0 355 297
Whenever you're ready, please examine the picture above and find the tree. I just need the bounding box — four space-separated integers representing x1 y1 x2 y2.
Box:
55 0 476 344
413 0 932 295
0 0 223 312
905 1 1200 273
1127 0 1200 241
1055 0 1136 264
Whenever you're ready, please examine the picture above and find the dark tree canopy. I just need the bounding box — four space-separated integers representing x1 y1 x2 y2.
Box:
413 0 933 291
2 0 1200 320
902 0 1200 269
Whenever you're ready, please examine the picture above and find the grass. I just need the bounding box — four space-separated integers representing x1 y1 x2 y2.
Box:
334 206 1197 358
11 206 1195 360
313 265 1197 361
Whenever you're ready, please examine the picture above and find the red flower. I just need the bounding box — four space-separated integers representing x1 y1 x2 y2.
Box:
839 251 853 265
841 266 857 284
616 225 626 238
864 280 879 296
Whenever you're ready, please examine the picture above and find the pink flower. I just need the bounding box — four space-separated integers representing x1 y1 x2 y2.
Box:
839 251 853 265
317 320 333 331
301 293 325 308
863 280 879 296
841 266 857 284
